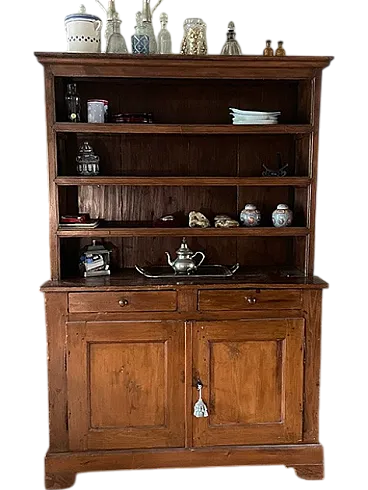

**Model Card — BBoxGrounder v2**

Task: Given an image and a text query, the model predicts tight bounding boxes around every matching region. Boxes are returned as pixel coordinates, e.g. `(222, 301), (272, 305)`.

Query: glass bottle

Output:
(221, 21), (242, 55)
(106, 17), (128, 53)
(65, 83), (81, 123)
(135, 10), (157, 53)
(157, 13), (172, 54)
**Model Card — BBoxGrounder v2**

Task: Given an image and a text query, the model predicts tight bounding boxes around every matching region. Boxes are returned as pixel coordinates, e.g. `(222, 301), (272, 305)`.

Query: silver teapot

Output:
(165, 238), (205, 275)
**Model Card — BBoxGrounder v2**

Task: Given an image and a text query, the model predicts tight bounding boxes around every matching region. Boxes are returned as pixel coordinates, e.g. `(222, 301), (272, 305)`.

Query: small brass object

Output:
(262, 38), (275, 56)
(275, 39), (287, 56)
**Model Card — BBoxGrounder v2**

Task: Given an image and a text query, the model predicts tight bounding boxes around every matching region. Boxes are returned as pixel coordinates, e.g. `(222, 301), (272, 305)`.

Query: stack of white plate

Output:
(230, 108), (281, 125)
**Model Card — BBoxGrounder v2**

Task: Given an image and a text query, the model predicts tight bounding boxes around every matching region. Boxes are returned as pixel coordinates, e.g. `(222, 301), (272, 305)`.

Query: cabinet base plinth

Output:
(290, 464), (324, 480)
(45, 444), (323, 484)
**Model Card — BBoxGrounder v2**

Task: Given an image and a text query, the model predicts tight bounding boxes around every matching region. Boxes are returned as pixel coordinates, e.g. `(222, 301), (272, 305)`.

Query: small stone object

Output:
(189, 211), (210, 228)
(275, 41), (286, 56)
(214, 215), (239, 228)
(272, 204), (293, 227)
(240, 204), (261, 227)
(263, 40), (274, 56)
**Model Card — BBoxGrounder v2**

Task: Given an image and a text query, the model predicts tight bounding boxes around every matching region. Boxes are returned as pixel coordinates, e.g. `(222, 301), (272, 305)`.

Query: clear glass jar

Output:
(106, 18), (128, 53)
(157, 13), (172, 54)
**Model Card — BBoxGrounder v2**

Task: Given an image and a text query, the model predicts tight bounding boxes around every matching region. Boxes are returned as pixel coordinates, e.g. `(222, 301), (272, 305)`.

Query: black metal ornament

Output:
(262, 153), (289, 177)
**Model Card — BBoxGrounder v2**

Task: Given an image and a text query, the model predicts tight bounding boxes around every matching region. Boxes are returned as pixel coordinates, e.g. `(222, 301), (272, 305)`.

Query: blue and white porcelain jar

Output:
(272, 204), (293, 227)
(65, 5), (102, 53)
(240, 204), (261, 227)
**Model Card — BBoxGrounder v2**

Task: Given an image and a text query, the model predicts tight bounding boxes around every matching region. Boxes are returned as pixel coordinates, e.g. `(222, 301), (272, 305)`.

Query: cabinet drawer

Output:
(69, 291), (177, 313)
(198, 289), (302, 311)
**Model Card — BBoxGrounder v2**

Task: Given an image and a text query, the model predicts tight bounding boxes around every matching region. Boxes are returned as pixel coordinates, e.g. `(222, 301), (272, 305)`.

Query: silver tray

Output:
(135, 264), (240, 279)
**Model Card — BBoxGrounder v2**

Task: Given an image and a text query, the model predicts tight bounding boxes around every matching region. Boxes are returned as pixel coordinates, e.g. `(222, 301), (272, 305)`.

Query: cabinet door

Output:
(67, 321), (185, 451)
(193, 319), (304, 447)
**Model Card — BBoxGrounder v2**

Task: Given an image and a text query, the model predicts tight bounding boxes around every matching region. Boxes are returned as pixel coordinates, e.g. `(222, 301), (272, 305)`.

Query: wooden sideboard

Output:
(36, 53), (332, 488)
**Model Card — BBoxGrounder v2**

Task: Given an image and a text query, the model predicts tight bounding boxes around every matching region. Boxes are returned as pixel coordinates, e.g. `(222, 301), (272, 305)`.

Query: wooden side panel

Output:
(45, 293), (69, 451)
(44, 66), (60, 279)
(303, 290), (322, 442)
(307, 74), (322, 274)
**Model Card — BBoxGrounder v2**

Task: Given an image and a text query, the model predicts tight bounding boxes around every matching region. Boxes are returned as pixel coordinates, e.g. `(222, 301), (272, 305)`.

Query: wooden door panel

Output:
(67, 321), (185, 451)
(193, 319), (304, 447)
(89, 342), (166, 428)
(210, 340), (282, 425)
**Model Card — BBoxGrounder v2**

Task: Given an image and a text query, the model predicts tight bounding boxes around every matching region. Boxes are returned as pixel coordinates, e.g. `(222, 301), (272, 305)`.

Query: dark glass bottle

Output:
(65, 84), (81, 122)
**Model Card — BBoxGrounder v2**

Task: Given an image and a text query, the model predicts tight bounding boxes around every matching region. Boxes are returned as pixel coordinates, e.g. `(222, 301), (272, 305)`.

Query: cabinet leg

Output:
(291, 464), (324, 480)
(45, 472), (76, 489)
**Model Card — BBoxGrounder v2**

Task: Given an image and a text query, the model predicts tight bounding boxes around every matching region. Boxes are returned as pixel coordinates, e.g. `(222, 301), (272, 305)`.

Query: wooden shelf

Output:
(57, 227), (310, 238)
(40, 267), (329, 292)
(54, 123), (313, 135)
(55, 177), (312, 187)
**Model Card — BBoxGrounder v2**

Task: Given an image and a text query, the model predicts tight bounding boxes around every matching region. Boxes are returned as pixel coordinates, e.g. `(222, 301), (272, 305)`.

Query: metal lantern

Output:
(76, 142), (100, 176)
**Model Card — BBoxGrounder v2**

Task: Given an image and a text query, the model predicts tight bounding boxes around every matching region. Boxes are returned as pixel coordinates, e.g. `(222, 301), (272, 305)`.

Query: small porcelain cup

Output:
(88, 101), (105, 123)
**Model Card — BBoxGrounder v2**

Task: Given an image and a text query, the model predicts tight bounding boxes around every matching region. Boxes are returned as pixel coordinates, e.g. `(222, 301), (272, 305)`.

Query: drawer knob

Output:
(118, 299), (129, 307)
(246, 296), (257, 304)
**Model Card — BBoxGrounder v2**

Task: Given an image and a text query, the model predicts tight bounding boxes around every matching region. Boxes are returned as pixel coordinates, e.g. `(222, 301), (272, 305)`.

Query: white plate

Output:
(230, 108), (281, 116)
(232, 116), (279, 122)
(232, 121), (278, 125)
(59, 220), (100, 229)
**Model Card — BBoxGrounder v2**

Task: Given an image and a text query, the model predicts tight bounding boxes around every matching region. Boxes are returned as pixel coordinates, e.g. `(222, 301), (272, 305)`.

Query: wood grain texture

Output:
(307, 75), (322, 275)
(57, 227), (310, 238)
(184, 321), (193, 448)
(66, 321), (88, 451)
(67, 310), (303, 323)
(302, 290), (322, 442)
(54, 123), (313, 135)
(55, 177), (312, 186)
(192, 319), (304, 447)
(35, 53), (333, 80)
(39, 53), (331, 483)
(89, 342), (166, 428)
(45, 443), (324, 473)
(292, 464), (324, 480)
(209, 340), (282, 424)
(68, 290), (177, 313)
(41, 269), (329, 292)
(45, 472), (76, 489)
(45, 293), (69, 452)
(44, 67), (60, 280)
(198, 289), (302, 311)
(67, 321), (185, 450)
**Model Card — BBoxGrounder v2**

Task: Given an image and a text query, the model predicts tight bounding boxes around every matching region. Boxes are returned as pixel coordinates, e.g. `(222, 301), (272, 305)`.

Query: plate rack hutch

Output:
(36, 53), (332, 489)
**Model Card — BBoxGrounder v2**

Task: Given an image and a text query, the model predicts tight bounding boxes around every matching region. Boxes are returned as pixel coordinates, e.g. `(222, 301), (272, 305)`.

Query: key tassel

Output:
(193, 382), (208, 418)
